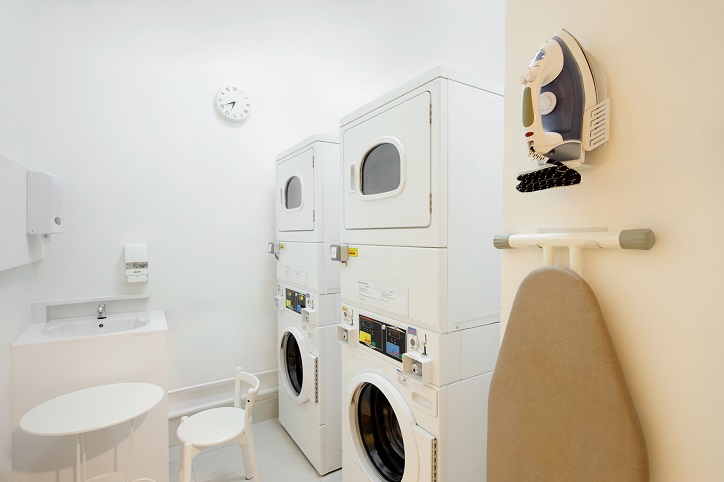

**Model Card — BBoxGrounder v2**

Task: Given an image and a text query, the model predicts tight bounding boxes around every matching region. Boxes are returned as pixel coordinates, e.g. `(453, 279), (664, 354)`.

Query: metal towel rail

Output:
(493, 228), (655, 275)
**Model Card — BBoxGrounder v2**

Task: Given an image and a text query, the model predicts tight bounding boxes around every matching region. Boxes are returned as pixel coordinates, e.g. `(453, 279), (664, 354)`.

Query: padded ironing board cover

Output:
(487, 267), (649, 481)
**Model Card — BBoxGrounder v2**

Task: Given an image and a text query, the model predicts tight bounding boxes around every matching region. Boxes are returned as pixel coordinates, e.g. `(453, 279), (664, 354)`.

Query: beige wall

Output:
(503, 1), (724, 480)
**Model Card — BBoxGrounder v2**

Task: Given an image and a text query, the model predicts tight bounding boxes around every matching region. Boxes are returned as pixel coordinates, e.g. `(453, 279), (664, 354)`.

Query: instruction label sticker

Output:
(348, 248), (358, 257)
(280, 243), (285, 250)
(359, 331), (371, 345)
(356, 280), (409, 316)
(284, 265), (307, 285)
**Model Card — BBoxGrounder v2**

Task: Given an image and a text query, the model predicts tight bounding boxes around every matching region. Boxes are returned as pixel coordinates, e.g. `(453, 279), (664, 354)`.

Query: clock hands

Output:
(223, 101), (236, 110)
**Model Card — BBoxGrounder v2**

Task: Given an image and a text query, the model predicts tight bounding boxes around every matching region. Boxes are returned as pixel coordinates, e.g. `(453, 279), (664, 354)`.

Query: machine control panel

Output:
(358, 314), (406, 362)
(285, 288), (308, 314)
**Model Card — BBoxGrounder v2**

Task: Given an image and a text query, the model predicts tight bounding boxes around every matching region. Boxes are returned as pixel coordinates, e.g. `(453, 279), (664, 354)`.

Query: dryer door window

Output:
(285, 176), (302, 209)
(361, 143), (401, 195)
(282, 332), (304, 396)
(357, 383), (405, 482)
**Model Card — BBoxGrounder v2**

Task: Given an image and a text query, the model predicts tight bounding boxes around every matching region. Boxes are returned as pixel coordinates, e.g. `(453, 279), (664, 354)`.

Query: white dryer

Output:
(337, 304), (499, 482)
(275, 281), (342, 475)
(339, 66), (503, 248)
(273, 135), (340, 294)
(335, 67), (503, 333)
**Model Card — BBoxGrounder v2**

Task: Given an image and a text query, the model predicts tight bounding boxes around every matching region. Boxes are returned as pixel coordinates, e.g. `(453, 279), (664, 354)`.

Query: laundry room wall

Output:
(0, 0), (34, 479)
(503, 1), (723, 480)
(24, 0), (504, 403)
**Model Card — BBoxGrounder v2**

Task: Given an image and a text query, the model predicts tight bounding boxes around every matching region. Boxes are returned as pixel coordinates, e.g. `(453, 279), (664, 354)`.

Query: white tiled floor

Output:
(169, 418), (342, 482)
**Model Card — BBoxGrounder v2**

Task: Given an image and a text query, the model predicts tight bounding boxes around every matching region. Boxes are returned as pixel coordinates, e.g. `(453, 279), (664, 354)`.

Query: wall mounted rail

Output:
(493, 228), (655, 275)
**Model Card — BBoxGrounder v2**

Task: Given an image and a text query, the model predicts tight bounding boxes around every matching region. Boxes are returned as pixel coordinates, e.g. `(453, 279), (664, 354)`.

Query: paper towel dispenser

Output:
(27, 168), (63, 235)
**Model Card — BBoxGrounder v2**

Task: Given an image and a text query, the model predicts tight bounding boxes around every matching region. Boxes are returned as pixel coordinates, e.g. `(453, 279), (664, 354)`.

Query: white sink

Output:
(41, 313), (151, 338)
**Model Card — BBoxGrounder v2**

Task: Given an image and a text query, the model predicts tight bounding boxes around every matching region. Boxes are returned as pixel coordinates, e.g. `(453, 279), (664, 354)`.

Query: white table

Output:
(20, 383), (164, 482)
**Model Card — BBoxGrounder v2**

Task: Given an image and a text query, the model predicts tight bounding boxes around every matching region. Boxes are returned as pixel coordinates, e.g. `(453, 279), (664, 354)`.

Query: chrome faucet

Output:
(97, 303), (107, 319)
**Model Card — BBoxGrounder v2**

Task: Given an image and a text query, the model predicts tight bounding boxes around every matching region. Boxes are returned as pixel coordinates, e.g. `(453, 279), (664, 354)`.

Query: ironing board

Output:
(487, 266), (648, 481)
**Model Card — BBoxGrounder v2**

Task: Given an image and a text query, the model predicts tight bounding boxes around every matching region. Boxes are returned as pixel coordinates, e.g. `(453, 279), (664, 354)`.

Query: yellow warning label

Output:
(286, 300), (292, 308)
(280, 243), (285, 250)
(348, 248), (358, 257)
(359, 331), (371, 345)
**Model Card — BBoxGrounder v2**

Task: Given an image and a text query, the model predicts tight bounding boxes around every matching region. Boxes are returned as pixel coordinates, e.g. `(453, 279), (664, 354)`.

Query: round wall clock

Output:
(215, 86), (251, 121)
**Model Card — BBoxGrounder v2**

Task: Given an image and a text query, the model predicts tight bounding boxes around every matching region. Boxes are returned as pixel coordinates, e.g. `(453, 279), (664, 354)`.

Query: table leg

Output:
(130, 418), (135, 481)
(74, 433), (87, 482)
(75, 434), (80, 482)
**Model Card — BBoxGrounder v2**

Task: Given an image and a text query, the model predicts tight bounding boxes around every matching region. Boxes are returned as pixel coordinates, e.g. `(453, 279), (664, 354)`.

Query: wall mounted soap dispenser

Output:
(26, 168), (63, 235)
(125, 243), (149, 282)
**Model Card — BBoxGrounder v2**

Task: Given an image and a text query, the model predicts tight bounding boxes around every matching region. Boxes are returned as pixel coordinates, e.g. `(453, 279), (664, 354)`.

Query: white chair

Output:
(177, 368), (262, 482)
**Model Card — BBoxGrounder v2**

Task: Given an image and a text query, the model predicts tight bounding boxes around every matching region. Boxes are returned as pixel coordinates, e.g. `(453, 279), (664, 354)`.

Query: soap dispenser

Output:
(124, 243), (149, 282)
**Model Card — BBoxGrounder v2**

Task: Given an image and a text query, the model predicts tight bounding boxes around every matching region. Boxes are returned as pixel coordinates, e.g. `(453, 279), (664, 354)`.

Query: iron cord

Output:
(516, 157), (581, 192)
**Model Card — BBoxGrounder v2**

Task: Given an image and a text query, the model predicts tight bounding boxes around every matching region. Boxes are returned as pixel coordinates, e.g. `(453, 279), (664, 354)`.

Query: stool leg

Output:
(244, 437), (260, 482)
(239, 442), (252, 480)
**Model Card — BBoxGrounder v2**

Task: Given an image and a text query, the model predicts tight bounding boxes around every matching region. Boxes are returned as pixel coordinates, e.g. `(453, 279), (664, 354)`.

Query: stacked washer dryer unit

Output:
(332, 67), (504, 482)
(271, 135), (342, 475)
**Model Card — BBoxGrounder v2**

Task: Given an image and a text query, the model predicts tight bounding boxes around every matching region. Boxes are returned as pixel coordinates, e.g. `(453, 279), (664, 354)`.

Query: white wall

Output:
(0, 0), (34, 479)
(503, 1), (724, 480)
(26, 0), (505, 392)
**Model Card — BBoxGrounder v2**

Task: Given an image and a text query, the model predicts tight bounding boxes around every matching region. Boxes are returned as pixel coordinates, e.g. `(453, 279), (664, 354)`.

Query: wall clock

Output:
(215, 86), (251, 121)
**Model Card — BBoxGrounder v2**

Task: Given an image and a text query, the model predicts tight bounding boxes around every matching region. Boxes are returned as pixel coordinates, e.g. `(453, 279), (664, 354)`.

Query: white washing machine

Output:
(275, 281), (342, 474)
(334, 67), (503, 333)
(273, 134), (340, 294)
(337, 304), (499, 482)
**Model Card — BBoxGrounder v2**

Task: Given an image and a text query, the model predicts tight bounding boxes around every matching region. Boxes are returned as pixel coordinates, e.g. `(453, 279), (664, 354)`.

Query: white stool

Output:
(177, 368), (261, 482)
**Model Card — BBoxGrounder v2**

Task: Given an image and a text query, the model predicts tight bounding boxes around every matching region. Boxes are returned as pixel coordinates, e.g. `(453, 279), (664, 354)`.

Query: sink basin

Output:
(41, 313), (150, 338)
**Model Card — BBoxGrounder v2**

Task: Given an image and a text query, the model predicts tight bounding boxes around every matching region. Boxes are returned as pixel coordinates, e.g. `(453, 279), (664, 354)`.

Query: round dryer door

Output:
(279, 327), (315, 403)
(347, 372), (435, 482)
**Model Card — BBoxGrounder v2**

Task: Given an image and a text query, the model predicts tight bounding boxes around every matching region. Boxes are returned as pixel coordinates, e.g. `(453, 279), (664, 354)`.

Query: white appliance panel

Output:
(340, 242), (499, 333)
(276, 241), (339, 295)
(340, 245), (445, 330)
(278, 388), (341, 475)
(339, 67), (503, 249)
(274, 135), (340, 245)
(343, 91), (432, 231)
(277, 148), (315, 233)
(341, 303), (499, 387)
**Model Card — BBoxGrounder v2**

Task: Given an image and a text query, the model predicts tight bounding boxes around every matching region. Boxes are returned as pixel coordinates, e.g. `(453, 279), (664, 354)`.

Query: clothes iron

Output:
(521, 29), (610, 171)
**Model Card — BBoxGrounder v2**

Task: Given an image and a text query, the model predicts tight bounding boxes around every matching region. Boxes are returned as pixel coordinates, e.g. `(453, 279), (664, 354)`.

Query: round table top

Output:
(19, 383), (164, 436)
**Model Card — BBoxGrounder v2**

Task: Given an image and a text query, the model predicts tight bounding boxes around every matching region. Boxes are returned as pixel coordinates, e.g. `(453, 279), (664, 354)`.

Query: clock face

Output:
(215, 86), (251, 121)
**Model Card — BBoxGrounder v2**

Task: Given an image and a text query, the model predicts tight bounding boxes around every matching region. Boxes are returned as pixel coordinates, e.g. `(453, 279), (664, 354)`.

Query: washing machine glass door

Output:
(284, 333), (304, 395)
(357, 383), (405, 482)
(277, 148), (315, 232)
(279, 327), (314, 403)
(343, 91), (431, 231)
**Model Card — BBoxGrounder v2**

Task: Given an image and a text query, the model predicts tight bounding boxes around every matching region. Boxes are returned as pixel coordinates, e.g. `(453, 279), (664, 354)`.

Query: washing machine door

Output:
(346, 372), (436, 482)
(278, 326), (317, 404)
(342, 91), (432, 231)
(277, 148), (315, 233)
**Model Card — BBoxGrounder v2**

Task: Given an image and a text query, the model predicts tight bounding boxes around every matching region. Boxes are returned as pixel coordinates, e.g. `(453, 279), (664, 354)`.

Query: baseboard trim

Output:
(167, 369), (278, 419)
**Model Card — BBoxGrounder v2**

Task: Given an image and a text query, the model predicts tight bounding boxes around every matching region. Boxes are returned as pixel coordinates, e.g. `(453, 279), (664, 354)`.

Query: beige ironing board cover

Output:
(488, 267), (649, 481)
